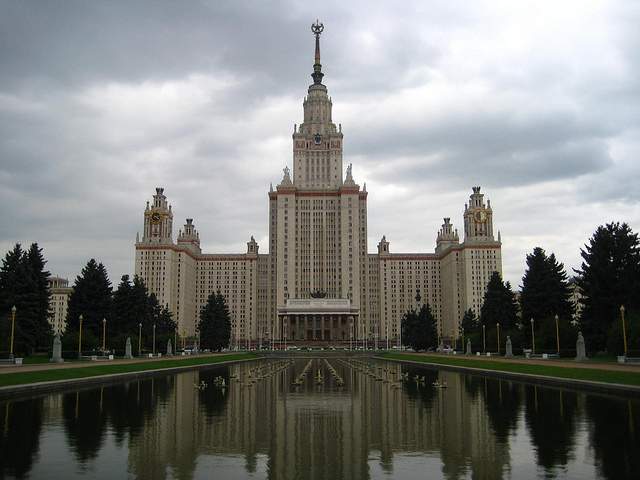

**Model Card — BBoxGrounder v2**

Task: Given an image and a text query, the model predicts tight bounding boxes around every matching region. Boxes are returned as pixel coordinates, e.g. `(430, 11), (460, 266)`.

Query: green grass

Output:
(0, 353), (256, 388)
(380, 352), (640, 387)
(22, 355), (52, 364)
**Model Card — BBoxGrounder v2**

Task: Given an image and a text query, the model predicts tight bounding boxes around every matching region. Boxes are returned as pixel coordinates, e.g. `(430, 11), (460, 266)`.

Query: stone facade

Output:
(134, 27), (502, 345)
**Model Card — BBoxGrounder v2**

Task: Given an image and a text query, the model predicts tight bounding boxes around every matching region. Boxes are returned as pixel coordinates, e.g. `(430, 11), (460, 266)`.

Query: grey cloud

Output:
(1, 0), (639, 288)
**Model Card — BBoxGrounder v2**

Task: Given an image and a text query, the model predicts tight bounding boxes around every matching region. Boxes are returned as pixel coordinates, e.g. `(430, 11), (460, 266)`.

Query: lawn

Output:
(380, 352), (640, 387)
(0, 353), (256, 388)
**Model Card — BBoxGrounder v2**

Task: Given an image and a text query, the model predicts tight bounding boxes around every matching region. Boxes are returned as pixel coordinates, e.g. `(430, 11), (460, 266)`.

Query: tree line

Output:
(0, 243), (232, 356)
(402, 221), (640, 356)
(462, 222), (640, 356)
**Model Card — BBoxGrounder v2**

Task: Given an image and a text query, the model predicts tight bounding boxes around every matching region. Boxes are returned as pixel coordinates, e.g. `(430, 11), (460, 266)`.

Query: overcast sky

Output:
(1, 0), (639, 289)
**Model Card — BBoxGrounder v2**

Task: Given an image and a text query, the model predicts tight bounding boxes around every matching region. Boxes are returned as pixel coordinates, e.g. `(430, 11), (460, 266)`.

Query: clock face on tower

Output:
(150, 212), (161, 224)
(474, 210), (487, 223)
(313, 133), (322, 144)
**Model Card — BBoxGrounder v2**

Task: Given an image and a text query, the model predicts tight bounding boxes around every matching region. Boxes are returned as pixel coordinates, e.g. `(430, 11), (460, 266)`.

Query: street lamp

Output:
(385, 324), (389, 351)
(138, 322), (142, 356)
(620, 305), (628, 357)
(283, 318), (288, 351)
(152, 323), (156, 356)
(174, 327), (177, 355)
(9, 306), (16, 359)
(530, 318), (535, 355)
(350, 317), (354, 351)
(482, 324), (486, 353)
(102, 318), (107, 352)
(496, 323), (500, 354)
(461, 327), (465, 354)
(555, 314), (560, 355)
(78, 314), (84, 359)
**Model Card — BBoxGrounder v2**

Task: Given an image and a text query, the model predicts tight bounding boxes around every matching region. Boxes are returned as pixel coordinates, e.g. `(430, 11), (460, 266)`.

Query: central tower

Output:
(292, 21), (344, 189)
(269, 22), (367, 342)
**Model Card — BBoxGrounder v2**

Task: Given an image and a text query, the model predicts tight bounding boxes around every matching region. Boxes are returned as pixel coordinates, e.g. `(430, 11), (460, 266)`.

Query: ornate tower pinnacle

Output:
(311, 20), (324, 85)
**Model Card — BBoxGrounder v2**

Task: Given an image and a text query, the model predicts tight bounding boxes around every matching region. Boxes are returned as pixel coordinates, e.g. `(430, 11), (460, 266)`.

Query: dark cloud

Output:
(0, 0), (639, 287)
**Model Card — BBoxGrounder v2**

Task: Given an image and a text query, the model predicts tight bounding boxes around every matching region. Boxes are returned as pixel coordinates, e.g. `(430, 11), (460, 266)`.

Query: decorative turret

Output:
(246, 235), (259, 256)
(436, 217), (460, 252)
(377, 235), (390, 255)
(141, 187), (174, 244)
(463, 186), (495, 242)
(177, 218), (201, 254)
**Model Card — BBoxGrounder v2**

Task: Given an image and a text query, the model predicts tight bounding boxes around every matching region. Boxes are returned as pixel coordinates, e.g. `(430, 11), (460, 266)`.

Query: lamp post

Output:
(174, 327), (177, 354)
(461, 327), (465, 354)
(621, 305), (628, 357)
(78, 314), (83, 359)
(102, 318), (107, 352)
(386, 324), (389, 351)
(283, 318), (287, 351)
(496, 323), (500, 354)
(138, 322), (142, 356)
(9, 306), (16, 359)
(555, 314), (560, 355)
(482, 324), (486, 354)
(530, 318), (535, 355)
(182, 329), (186, 351)
(350, 317), (353, 351)
(152, 323), (156, 356)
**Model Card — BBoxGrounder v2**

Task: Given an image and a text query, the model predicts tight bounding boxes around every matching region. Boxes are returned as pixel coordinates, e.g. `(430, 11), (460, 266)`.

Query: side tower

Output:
(135, 188), (198, 337)
(460, 186), (502, 318)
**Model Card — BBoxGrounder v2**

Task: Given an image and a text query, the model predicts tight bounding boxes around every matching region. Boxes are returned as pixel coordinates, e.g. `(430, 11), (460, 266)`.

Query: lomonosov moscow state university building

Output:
(135, 26), (502, 345)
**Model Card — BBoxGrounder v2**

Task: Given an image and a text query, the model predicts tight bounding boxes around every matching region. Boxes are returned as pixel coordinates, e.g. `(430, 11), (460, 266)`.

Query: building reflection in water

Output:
(0, 358), (639, 479)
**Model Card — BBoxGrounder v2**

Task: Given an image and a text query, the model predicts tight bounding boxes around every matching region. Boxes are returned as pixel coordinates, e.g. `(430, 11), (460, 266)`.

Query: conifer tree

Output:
(480, 271), (518, 331)
(521, 247), (573, 324)
(66, 259), (112, 349)
(0, 243), (53, 354)
(24, 243), (53, 351)
(401, 304), (438, 351)
(460, 308), (480, 349)
(112, 275), (133, 337)
(198, 292), (231, 351)
(576, 222), (640, 353)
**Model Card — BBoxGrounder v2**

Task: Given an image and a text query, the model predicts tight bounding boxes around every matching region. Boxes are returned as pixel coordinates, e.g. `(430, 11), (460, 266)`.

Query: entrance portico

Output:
(278, 298), (359, 343)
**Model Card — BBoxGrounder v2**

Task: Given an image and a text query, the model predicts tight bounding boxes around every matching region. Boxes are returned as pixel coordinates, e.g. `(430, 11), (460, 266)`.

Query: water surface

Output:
(0, 357), (638, 479)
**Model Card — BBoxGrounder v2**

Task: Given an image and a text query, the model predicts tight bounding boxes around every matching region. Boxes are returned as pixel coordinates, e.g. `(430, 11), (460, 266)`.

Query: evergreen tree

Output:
(520, 248), (574, 351)
(521, 247), (573, 323)
(575, 222), (640, 353)
(0, 243), (53, 355)
(66, 259), (112, 350)
(461, 309), (479, 335)
(460, 308), (480, 350)
(401, 304), (438, 351)
(198, 292), (231, 351)
(480, 272), (518, 330)
(112, 275), (133, 337)
(480, 271), (518, 352)
(0, 244), (30, 354)
(24, 243), (53, 351)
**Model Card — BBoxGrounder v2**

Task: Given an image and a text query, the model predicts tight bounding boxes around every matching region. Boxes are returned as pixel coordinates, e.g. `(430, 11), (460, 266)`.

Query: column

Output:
(305, 315), (308, 340)
(321, 316), (325, 340)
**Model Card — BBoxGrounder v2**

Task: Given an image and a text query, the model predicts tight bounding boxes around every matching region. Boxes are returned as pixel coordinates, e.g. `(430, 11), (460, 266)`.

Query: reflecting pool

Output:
(1, 357), (639, 479)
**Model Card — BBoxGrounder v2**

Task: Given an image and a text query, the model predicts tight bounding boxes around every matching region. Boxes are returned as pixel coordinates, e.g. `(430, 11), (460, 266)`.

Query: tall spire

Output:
(311, 20), (324, 85)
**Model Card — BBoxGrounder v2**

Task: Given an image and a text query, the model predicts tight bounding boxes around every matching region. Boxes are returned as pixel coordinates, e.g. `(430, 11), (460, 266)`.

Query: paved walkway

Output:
(0, 353), (230, 375)
(403, 352), (640, 372)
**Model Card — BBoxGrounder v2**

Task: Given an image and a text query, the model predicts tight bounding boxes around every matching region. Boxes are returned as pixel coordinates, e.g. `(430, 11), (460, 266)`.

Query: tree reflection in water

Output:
(0, 397), (44, 479)
(586, 395), (640, 479)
